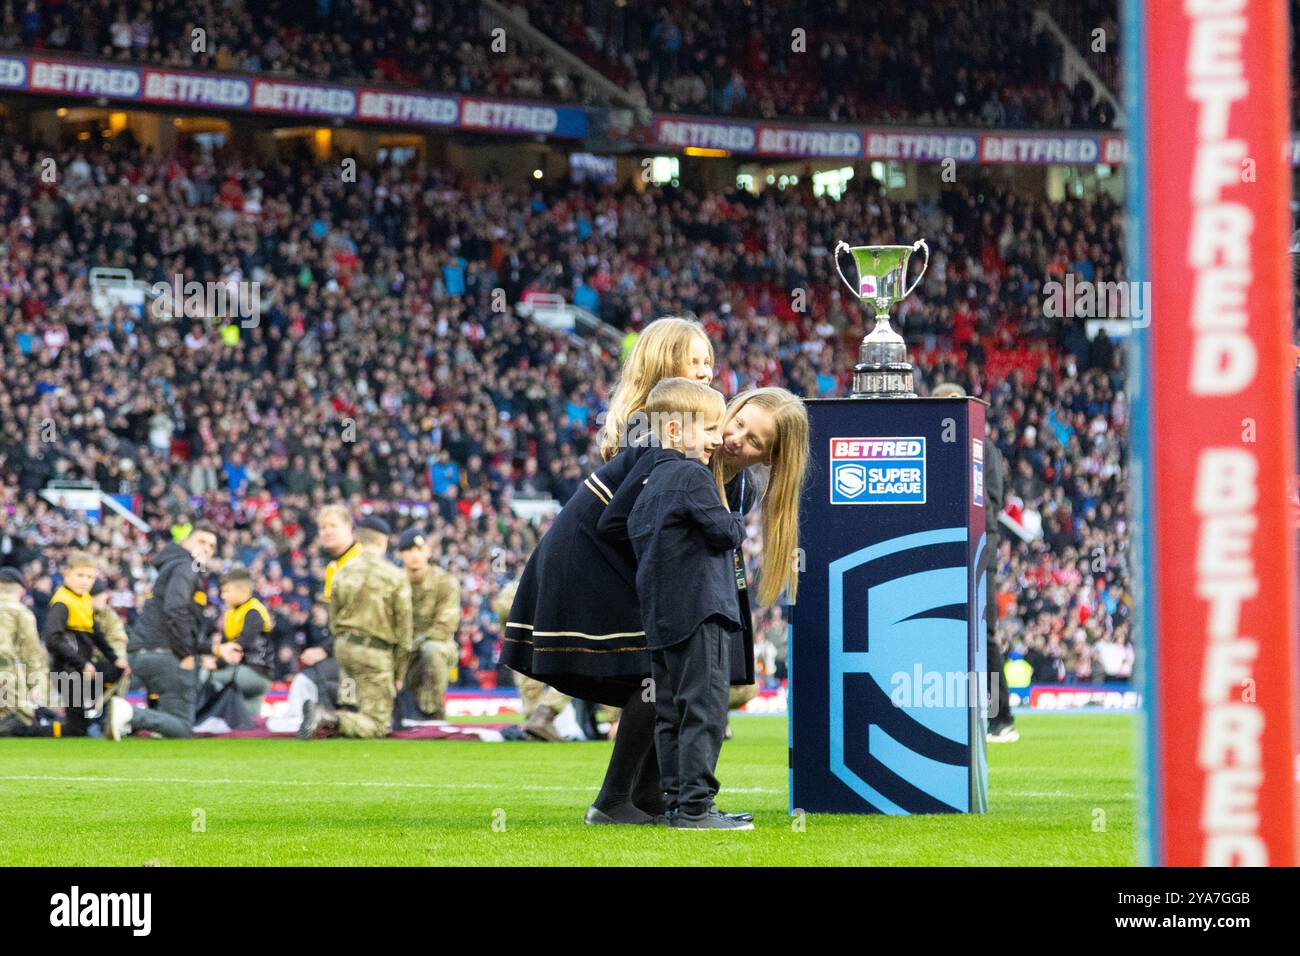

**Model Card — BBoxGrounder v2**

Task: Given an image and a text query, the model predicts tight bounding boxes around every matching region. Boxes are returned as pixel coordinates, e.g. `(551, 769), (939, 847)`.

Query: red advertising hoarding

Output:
(1133, 0), (1299, 866)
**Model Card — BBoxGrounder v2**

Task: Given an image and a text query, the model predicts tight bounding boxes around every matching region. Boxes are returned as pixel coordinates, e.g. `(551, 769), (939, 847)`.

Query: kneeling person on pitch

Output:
(0, 568), (57, 737)
(614, 378), (751, 830)
(210, 566), (274, 716)
(300, 517), (412, 739)
(108, 525), (218, 740)
(395, 528), (461, 722)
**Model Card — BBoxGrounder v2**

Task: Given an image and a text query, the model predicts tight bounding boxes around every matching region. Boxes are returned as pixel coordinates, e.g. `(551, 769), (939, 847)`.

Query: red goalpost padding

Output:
(1126, 0), (1300, 865)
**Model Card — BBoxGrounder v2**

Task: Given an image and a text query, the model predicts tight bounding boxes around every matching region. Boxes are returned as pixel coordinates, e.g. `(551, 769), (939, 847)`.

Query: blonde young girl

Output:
(597, 317), (713, 462)
(500, 316), (719, 825)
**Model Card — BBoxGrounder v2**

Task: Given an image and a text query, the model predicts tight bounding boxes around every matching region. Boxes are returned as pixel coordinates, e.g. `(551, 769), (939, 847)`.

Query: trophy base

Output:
(851, 363), (917, 399)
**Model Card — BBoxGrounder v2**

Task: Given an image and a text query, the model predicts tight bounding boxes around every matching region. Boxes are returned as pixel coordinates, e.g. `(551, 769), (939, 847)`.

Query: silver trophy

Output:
(834, 240), (929, 398)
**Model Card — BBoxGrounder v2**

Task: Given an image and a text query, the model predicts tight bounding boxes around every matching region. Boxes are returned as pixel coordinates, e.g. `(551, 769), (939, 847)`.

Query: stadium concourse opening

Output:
(9, 103), (443, 169)
(2, 97), (1133, 200)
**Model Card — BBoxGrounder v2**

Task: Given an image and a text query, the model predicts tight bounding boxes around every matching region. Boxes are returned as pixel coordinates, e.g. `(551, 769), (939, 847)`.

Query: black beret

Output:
(91, 579), (109, 596)
(356, 515), (392, 536)
(396, 528), (428, 552)
(0, 567), (24, 586)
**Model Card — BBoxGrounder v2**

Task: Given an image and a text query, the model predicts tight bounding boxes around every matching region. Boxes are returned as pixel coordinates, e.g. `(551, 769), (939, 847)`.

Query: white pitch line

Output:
(0, 774), (782, 795)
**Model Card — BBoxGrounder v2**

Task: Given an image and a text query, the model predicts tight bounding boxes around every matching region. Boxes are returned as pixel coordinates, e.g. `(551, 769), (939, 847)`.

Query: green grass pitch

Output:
(0, 713), (1137, 866)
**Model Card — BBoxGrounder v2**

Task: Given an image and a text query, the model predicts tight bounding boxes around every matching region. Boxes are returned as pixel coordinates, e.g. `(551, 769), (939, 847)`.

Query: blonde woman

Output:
(711, 387), (810, 734)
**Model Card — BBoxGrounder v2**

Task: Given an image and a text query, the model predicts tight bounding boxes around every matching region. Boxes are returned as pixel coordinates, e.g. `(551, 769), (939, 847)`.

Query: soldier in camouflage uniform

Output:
(0, 568), (51, 736)
(493, 578), (570, 741)
(300, 516), (412, 740)
(395, 529), (461, 720)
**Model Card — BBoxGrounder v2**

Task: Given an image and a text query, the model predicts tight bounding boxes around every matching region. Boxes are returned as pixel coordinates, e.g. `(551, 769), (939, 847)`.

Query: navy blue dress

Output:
(502, 448), (756, 707)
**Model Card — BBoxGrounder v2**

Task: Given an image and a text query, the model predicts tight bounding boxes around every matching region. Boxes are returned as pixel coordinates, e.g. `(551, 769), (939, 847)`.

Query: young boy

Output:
(615, 378), (751, 830)
(212, 566), (274, 716)
(42, 552), (127, 736)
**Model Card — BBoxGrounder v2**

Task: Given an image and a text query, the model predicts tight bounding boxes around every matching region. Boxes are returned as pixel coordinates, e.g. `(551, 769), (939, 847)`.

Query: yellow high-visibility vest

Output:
(323, 542), (360, 601)
(223, 598), (272, 640)
(49, 586), (94, 632)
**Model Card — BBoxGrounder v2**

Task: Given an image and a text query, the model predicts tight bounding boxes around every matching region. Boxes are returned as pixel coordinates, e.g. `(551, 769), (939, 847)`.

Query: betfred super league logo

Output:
(833, 463), (867, 498)
(830, 437), (927, 504)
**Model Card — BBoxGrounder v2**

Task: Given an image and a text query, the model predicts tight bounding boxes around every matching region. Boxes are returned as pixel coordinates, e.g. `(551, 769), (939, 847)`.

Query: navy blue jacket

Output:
(604, 449), (745, 650)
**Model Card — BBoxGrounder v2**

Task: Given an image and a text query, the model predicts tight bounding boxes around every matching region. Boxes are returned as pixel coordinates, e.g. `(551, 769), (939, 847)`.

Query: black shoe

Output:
(297, 700), (318, 740)
(584, 802), (654, 826)
(298, 700), (339, 739)
(672, 807), (754, 830)
(987, 721), (1019, 743)
(525, 704), (563, 742)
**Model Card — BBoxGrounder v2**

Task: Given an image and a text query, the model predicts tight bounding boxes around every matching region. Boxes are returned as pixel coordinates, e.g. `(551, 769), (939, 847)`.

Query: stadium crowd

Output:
(2, 0), (599, 104)
(0, 124), (1133, 726)
(1047, 0), (1300, 131)
(540, 0), (1117, 128)
(4, 0), (1122, 128)
(17, 0), (1300, 131)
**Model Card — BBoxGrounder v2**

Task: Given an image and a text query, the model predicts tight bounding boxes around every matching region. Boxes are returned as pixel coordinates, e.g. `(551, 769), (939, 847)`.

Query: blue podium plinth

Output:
(790, 397), (989, 815)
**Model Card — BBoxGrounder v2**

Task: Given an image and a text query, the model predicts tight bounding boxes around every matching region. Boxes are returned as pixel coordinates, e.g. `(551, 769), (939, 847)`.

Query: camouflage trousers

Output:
(513, 672), (570, 717)
(0, 661), (36, 723)
(336, 637), (399, 739)
(729, 683), (758, 711)
(404, 639), (458, 716)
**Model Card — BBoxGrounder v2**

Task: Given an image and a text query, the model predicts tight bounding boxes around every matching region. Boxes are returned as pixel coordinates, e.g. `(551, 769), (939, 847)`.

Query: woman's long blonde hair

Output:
(598, 317), (714, 462)
(715, 387), (810, 606)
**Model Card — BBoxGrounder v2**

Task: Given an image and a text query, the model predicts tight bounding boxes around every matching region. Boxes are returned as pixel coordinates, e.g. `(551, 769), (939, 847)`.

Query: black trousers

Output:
(987, 631), (1012, 727)
(651, 618), (734, 817)
(53, 659), (124, 737)
(984, 538), (1012, 727)
(303, 657), (340, 707)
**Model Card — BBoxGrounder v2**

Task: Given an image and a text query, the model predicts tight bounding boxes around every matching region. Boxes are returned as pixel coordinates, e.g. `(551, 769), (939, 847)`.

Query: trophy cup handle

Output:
(902, 239), (930, 299)
(833, 241), (856, 296)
